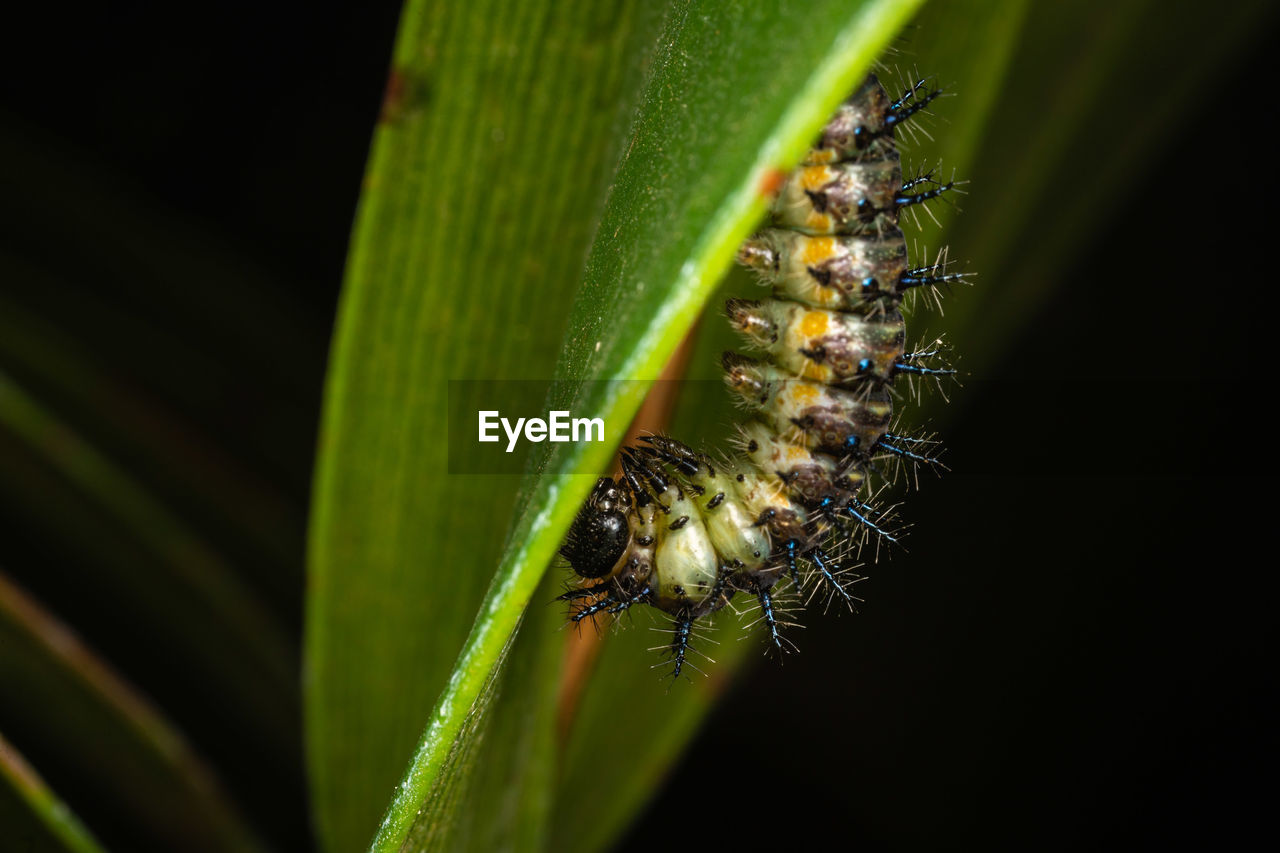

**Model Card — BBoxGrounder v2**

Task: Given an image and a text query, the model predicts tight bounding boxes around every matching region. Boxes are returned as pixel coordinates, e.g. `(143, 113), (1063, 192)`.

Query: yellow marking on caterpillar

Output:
(800, 236), (836, 266)
(799, 310), (829, 338)
(800, 363), (832, 382)
(799, 166), (833, 191)
(866, 400), (892, 418)
(788, 383), (819, 405)
(807, 212), (833, 232)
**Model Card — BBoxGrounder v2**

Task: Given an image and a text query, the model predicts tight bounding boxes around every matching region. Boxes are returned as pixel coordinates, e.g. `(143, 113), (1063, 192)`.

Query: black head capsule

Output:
(560, 477), (631, 580)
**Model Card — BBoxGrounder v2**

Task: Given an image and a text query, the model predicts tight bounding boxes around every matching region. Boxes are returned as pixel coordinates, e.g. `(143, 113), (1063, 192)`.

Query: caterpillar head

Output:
(560, 477), (632, 580)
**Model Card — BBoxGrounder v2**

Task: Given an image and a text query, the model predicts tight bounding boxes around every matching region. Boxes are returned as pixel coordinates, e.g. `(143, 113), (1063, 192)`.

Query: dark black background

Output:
(3, 2), (1275, 851)
(2, 3), (403, 850)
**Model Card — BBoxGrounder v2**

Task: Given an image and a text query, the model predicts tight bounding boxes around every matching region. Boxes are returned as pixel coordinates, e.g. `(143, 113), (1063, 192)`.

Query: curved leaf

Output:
(304, 1), (671, 850)
(0, 289), (301, 595)
(0, 572), (265, 852)
(0, 370), (295, 747)
(0, 732), (104, 853)
(0, 120), (317, 599)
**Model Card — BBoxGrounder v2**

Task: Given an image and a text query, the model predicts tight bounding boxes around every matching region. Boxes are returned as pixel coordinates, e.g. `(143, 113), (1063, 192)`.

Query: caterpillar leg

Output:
(897, 265), (971, 294)
(875, 432), (948, 472)
(846, 498), (899, 544)
(893, 360), (956, 377)
(635, 434), (703, 477)
(821, 494), (900, 546)
(619, 448), (673, 509)
(885, 77), (941, 127)
(895, 173), (957, 209)
(808, 547), (861, 611)
(654, 615), (720, 680)
(557, 583), (607, 624)
(606, 584), (651, 616)
(668, 617), (693, 679)
(570, 591), (619, 624)
(783, 539), (803, 591)
(556, 585), (598, 602)
(895, 343), (957, 378)
(700, 566), (736, 615)
(756, 586), (784, 652)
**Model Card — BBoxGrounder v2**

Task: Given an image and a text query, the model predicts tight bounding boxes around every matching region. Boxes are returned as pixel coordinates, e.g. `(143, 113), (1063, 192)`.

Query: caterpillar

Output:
(559, 72), (966, 677)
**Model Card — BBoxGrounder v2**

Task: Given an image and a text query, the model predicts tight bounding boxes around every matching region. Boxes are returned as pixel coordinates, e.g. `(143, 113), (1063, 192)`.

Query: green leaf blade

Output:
(304, 2), (669, 850)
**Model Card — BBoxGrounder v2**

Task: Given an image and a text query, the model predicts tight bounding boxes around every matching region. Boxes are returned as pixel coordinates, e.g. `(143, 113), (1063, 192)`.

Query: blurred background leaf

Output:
(0, 731), (104, 853)
(0, 571), (266, 851)
(1, 1), (1275, 852)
